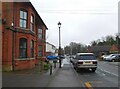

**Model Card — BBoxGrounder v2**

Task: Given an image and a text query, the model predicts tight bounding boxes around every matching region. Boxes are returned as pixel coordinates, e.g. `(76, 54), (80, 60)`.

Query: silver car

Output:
(73, 53), (97, 72)
(105, 54), (120, 62)
(104, 54), (117, 61)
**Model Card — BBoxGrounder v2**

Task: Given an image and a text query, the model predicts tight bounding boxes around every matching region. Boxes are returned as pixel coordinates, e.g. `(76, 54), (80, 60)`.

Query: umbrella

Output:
(47, 55), (58, 60)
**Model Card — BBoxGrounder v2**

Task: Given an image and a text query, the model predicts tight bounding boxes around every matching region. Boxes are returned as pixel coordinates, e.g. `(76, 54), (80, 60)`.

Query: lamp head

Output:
(58, 21), (61, 28)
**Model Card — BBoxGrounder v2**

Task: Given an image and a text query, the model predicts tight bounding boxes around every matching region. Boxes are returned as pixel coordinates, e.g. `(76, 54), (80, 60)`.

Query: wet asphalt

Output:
(47, 64), (84, 87)
(2, 58), (119, 88)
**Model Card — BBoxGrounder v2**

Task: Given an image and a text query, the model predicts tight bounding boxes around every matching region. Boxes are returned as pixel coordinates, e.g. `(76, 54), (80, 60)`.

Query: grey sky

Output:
(30, 0), (119, 48)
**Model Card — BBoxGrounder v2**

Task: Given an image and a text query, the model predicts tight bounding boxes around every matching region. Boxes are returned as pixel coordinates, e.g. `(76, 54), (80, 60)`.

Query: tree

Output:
(90, 35), (117, 46)
(116, 35), (120, 45)
(90, 41), (97, 46)
(64, 46), (71, 55)
(64, 42), (88, 55)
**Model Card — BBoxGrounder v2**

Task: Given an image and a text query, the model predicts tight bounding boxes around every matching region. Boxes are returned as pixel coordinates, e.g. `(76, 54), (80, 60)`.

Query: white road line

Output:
(98, 67), (118, 77)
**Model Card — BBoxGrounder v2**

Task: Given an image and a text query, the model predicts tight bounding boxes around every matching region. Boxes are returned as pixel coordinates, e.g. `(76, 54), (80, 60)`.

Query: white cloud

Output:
(30, 0), (119, 48)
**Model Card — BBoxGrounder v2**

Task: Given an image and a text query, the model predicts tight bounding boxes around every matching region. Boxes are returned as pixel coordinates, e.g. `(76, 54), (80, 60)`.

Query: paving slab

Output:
(47, 59), (85, 87)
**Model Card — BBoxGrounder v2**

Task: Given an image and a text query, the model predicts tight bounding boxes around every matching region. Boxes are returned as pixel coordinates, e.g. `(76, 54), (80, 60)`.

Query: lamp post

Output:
(116, 33), (120, 54)
(58, 21), (61, 68)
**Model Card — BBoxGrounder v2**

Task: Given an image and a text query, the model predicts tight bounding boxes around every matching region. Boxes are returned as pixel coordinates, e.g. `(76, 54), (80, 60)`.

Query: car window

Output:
(78, 55), (96, 60)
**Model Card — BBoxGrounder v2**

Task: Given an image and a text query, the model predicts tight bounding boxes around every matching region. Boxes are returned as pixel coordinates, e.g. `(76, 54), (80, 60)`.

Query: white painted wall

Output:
(46, 42), (57, 55)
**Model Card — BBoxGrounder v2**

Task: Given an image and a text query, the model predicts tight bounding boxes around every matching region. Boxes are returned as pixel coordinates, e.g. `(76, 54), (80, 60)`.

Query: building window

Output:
(30, 14), (34, 32)
(19, 38), (27, 58)
(38, 29), (42, 39)
(20, 10), (27, 28)
(31, 40), (34, 58)
(38, 46), (43, 57)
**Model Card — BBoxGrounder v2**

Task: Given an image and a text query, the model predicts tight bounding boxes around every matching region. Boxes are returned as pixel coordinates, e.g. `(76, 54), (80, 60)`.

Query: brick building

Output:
(2, 1), (48, 71)
(87, 44), (120, 58)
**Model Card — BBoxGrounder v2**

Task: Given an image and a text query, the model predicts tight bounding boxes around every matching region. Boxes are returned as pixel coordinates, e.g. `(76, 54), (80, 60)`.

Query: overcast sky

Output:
(30, 0), (119, 48)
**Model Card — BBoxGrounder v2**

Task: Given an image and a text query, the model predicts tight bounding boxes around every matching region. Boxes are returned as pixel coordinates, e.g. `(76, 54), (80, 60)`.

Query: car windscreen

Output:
(79, 55), (96, 60)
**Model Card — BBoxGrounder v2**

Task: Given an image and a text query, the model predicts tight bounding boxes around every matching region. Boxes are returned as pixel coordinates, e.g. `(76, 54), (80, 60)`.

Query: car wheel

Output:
(76, 67), (79, 72)
(73, 64), (76, 69)
(74, 66), (76, 69)
(92, 68), (96, 72)
(112, 60), (115, 62)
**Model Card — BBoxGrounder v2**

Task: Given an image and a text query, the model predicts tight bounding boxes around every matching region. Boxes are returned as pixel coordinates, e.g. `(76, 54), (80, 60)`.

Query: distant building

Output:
(110, 44), (120, 54)
(2, 1), (48, 71)
(46, 42), (57, 56)
(87, 45), (111, 57)
(88, 44), (120, 57)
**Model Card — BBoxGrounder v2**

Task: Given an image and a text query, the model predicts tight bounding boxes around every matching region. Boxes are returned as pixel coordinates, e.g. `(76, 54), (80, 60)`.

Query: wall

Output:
(2, 2), (47, 71)
(2, 2), (13, 71)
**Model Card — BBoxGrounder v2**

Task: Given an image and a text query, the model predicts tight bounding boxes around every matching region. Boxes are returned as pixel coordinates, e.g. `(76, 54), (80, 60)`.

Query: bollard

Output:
(59, 59), (61, 68)
(50, 64), (52, 75)
(53, 60), (57, 68)
(54, 62), (56, 68)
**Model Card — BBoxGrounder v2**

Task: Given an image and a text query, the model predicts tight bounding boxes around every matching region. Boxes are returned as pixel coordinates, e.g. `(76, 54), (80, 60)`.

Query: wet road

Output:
(2, 58), (119, 88)
(49, 58), (119, 88)
(68, 58), (119, 88)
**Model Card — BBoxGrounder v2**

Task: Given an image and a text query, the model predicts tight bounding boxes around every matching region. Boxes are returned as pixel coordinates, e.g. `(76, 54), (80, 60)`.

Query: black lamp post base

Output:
(59, 59), (62, 68)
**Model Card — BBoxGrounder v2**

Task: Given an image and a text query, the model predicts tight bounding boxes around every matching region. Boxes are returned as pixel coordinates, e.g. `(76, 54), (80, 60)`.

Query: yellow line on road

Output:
(85, 82), (93, 89)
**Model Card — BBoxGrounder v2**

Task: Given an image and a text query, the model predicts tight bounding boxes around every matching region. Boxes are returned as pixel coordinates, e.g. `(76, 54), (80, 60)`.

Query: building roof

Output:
(28, 1), (48, 30)
(88, 45), (111, 52)
(46, 42), (56, 48)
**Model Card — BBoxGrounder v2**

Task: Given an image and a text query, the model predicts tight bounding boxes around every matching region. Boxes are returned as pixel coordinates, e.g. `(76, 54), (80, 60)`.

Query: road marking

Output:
(102, 73), (106, 76)
(85, 82), (93, 89)
(98, 68), (118, 77)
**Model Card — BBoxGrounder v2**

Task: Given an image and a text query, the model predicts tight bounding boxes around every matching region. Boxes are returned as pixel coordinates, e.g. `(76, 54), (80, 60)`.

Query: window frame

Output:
(19, 38), (27, 58)
(38, 29), (42, 39)
(19, 9), (28, 28)
(30, 40), (34, 58)
(38, 45), (43, 57)
(30, 14), (34, 32)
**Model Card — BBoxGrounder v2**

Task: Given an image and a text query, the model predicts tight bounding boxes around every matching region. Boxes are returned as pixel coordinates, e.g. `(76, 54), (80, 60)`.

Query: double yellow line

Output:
(85, 82), (93, 89)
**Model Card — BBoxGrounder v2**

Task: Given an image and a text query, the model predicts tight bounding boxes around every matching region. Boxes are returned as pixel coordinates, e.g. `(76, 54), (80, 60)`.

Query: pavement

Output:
(47, 64), (84, 87)
(2, 62), (59, 87)
(46, 58), (85, 87)
(2, 58), (86, 88)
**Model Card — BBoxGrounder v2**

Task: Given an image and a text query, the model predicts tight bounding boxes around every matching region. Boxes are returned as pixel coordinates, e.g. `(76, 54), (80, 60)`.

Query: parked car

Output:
(70, 55), (76, 64)
(73, 53), (97, 72)
(104, 54), (118, 61)
(101, 55), (108, 60)
(105, 54), (120, 62)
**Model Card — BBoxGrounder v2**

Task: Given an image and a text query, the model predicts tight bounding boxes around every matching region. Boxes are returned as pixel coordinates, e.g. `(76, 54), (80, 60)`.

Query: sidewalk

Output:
(2, 62), (59, 87)
(46, 59), (85, 87)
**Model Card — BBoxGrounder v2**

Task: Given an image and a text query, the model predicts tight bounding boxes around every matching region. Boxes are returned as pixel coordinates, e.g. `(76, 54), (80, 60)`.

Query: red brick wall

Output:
(14, 59), (35, 70)
(2, 2), (13, 71)
(110, 45), (118, 51)
(2, 2), (47, 71)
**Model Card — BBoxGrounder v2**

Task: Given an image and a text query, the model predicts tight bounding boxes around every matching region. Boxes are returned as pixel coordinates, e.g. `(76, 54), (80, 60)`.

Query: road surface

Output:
(47, 58), (119, 88)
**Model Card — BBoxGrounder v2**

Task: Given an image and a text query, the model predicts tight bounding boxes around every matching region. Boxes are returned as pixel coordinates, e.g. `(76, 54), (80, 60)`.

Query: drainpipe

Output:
(12, 2), (15, 71)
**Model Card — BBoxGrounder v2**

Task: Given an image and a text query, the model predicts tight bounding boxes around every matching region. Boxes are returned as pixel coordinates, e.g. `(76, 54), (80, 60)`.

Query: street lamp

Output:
(58, 21), (62, 68)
